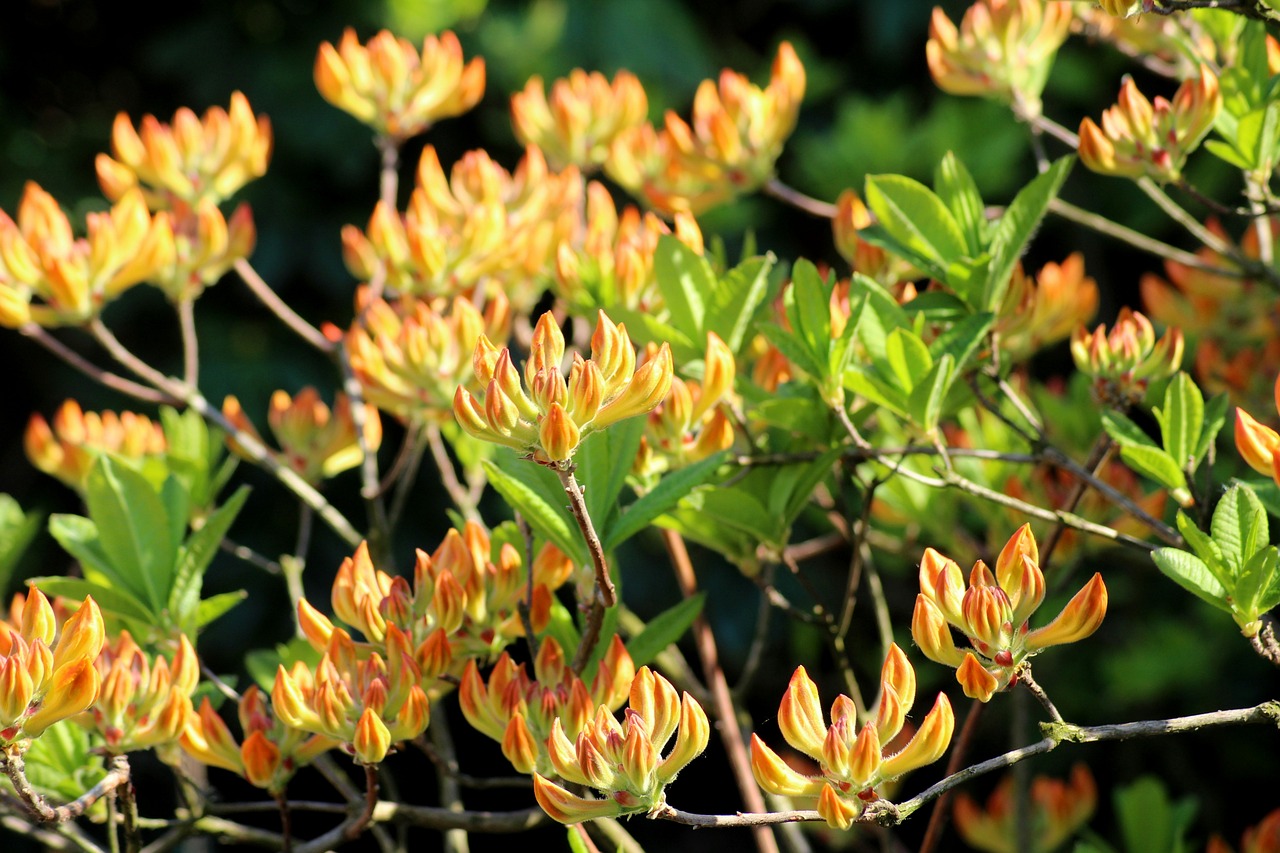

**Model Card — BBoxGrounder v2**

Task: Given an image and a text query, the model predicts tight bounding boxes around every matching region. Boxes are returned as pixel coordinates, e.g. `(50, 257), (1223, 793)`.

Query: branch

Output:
(89, 319), (363, 547)
(19, 324), (178, 405)
(555, 464), (615, 607)
(1, 751), (130, 824)
(762, 178), (838, 219)
(233, 259), (333, 353)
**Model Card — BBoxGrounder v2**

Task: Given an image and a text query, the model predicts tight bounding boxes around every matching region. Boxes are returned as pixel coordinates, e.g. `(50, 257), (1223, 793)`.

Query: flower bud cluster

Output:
(751, 646), (955, 829)
(635, 333), (737, 479)
(1070, 308), (1184, 403)
(181, 686), (336, 793)
(222, 388), (382, 485)
(911, 525), (1108, 702)
(0, 592), (104, 747)
(342, 146), (581, 311)
(0, 184), (173, 327)
(1078, 69), (1221, 182)
(459, 635), (634, 776)
(927, 0), (1073, 116)
(554, 182), (704, 313)
(454, 311), (673, 464)
(315, 29), (484, 141)
(607, 43), (805, 215)
(532, 667), (710, 823)
(345, 288), (511, 423)
(997, 254), (1099, 362)
(25, 401), (167, 493)
(85, 632), (199, 753)
(512, 70), (648, 172)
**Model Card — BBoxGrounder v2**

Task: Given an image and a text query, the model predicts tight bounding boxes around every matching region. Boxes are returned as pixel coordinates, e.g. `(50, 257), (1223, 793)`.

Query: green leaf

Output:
(759, 322), (824, 380)
(171, 486), (250, 632)
(864, 174), (968, 267)
(1114, 776), (1196, 853)
(934, 151), (987, 255)
(1175, 511), (1228, 586)
(23, 721), (106, 805)
(884, 327), (933, 391)
(848, 273), (910, 361)
(1119, 445), (1188, 493)
(48, 515), (139, 601)
(483, 457), (588, 568)
(775, 448), (844, 526)
(908, 354), (955, 434)
(195, 590), (248, 629)
(1101, 411), (1158, 450)
(602, 452), (728, 553)
(1151, 549), (1231, 612)
(575, 418), (644, 535)
(1205, 138), (1255, 170)
(626, 593), (705, 668)
(1235, 546), (1279, 622)
(0, 495), (42, 595)
(844, 368), (911, 419)
(855, 224), (949, 281)
(928, 311), (994, 371)
(85, 456), (176, 613)
(654, 235), (712, 339)
(707, 254), (774, 353)
(984, 156), (1073, 311)
(1210, 484), (1269, 579)
(900, 291), (972, 321)
(683, 488), (777, 543)
(1194, 393), (1230, 466)
(787, 259), (832, 358)
(1155, 373), (1203, 472)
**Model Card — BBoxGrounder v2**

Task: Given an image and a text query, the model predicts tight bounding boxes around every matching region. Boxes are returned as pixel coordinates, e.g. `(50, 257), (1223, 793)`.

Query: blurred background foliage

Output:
(0, 1), (1275, 850)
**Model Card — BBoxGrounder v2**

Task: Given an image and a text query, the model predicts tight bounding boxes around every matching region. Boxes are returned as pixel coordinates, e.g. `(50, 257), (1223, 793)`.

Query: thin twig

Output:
(233, 259), (333, 353)
(430, 711), (471, 853)
(89, 319), (363, 546)
(555, 464), (615, 607)
(425, 423), (480, 523)
(19, 324), (178, 404)
(1018, 666), (1065, 725)
(1040, 436), (1115, 571)
(762, 178), (839, 219)
(177, 297), (199, 387)
(344, 765), (379, 841)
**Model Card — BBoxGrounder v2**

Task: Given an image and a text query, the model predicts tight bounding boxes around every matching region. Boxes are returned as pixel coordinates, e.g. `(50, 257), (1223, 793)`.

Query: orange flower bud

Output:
(538, 402), (581, 463)
(817, 782), (861, 830)
(749, 734), (825, 797)
(778, 666), (827, 759)
(1236, 407), (1280, 481)
(24, 659), (100, 738)
(657, 692), (710, 783)
(533, 774), (623, 825)
(1024, 573), (1108, 652)
(352, 706), (392, 765)
(879, 693), (955, 779)
(502, 714), (539, 775)
(957, 653), (1000, 702)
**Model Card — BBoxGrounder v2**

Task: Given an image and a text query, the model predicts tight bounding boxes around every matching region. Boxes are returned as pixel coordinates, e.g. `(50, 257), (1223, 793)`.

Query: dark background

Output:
(0, 1), (1275, 850)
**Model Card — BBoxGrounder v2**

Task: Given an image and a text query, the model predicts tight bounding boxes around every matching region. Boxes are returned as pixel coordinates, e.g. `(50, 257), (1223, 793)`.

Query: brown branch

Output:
(1249, 615), (1280, 666)
(233, 259), (333, 353)
(1018, 666), (1065, 725)
(556, 464), (615, 607)
(762, 178), (838, 219)
(19, 324), (178, 405)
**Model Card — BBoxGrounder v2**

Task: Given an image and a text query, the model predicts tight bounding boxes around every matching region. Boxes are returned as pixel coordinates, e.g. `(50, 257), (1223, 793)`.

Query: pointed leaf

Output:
(928, 311), (994, 371)
(27, 576), (154, 623)
(984, 156), (1073, 310)
(654, 235), (711, 339)
(1194, 393), (1230, 466)
(84, 457), (175, 612)
(171, 486), (250, 631)
(48, 515), (141, 602)
(908, 354), (956, 434)
(602, 452), (728, 553)
(1211, 484), (1268, 579)
(865, 174), (968, 269)
(707, 254), (775, 353)
(934, 151), (987, 254)
(483, 457), (589, 568)
(1156, 373), (1203, 472)
(759, 322), (824, 380)
(1151, 549), (1232, 612)
(196, 590), (248, 628)
(576, 418), (644, 534)
(1175, 511), (1229, 587)
(884, 328), (933, 392)
(787, 259), (832, 358)
(1119, 445), (1188, 493)
(1102, 411), (1158, 449)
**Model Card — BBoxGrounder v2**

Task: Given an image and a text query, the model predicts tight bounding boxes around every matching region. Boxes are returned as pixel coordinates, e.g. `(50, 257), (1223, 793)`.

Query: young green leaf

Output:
(934, 151), (987, 255)
(1151, 548), (1232, 612)
(654, 235), (712, 339)
(884, 327), (933, 392)
(908, 354), (956, 434)
(85, 456), (176, 613)
(1101, 411), (1159, 450)
(983, 156), (1073, 311)
(1119, 445), (1189, 498)
(1155, 373), (1203, 472)
(602, 451), (729, 553)
(1210, 484), (1268, 579)
(864, 174), (968, 268)
(483, 457), (588, 568)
